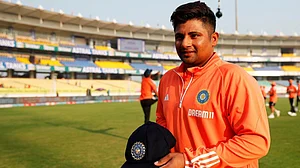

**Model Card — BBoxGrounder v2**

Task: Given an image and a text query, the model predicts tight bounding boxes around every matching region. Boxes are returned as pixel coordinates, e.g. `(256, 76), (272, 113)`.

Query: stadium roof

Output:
(0, 1), (300, 40)
(0, 1), (174, 36)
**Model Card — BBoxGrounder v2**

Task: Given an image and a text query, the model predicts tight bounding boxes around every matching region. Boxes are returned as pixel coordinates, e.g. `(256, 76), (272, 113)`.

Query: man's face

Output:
(174, 19), (218, 68)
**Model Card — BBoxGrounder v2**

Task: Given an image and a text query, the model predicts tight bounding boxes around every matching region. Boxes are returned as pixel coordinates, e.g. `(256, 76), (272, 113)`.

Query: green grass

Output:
(0, 99), (299, 168)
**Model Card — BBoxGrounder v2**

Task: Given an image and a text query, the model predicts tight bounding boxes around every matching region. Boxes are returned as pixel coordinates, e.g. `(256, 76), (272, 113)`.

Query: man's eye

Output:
(175, 36), (183, 40)
(191, 34), (199, 38)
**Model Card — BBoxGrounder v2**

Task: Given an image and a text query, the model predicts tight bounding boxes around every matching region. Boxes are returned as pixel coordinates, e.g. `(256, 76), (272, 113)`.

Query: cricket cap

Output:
(121, 121), (176, 168)
(143, 69), (152, 78)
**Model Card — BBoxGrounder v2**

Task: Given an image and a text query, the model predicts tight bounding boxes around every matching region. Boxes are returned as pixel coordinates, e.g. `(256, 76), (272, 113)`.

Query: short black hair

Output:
(170, 1), (216, 33)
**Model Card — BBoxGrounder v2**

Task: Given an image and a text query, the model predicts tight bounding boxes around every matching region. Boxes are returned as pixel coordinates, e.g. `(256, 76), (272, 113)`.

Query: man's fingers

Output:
(158, 158), (174, 168)
(154, 154), (171, 166)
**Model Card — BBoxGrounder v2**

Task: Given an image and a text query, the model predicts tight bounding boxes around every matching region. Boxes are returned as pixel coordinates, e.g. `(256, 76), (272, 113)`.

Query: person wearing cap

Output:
(287, 79), (297, 116)
(140, 69), (159, 123)
(155, 1), (270, 168)
(267, 82), (280, 119)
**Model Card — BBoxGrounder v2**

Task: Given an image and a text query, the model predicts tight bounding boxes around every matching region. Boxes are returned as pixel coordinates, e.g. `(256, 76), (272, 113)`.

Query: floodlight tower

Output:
(216, 0), (238, 32)
(235, 0), (238, 32)
(216, 0), (222, 19)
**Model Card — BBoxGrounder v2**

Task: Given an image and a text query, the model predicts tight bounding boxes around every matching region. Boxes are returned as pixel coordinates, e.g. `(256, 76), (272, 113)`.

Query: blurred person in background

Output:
(140, 69), (159, 123)
(287, 79), (297, 116)
(260, 85), (267, 105)
(295, 80), (300, 111)
(268, 82), (280, 118)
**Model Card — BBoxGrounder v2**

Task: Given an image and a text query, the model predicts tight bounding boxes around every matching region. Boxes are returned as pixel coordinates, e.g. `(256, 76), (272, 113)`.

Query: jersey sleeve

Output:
(183, 70), (270, 168)
(150, 80), (158, 95)
(156, 78), (166, 127)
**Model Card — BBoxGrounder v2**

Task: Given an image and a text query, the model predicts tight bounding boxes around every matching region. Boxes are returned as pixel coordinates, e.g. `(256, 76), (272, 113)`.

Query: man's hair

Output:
(170, 1), (216, 33)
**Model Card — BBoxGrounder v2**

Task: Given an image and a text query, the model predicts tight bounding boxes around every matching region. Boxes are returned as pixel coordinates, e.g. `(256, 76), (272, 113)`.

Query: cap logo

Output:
(131, 142), (146, 160)
(197, 90), (209, 104)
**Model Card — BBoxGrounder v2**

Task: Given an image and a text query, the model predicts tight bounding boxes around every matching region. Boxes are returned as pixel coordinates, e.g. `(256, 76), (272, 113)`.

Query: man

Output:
(260, 85), (267, 100)
(295, 80), (300, 111)
(140, 69), (158, 123)
(155, 1), (270, 168)
(260, 85), (267, 106)
(268, 82), (280, 119)
(287, 79), (297, 116)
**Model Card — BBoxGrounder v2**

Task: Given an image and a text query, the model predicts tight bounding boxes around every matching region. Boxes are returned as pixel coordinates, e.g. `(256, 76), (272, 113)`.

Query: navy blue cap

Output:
(143, 69), (152, 78)
(121, 121), (176, 168)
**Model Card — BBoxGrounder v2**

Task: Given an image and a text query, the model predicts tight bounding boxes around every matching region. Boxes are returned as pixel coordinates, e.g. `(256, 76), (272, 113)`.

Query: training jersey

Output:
(268, 86), (277, 103)
(140, 77), (157, 100)
(156, 53), (270, 168)
(298, 83), (300, 96)
(287, 85), (297, 98)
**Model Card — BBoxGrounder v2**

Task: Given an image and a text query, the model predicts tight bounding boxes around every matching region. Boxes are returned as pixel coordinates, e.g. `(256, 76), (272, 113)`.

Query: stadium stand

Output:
(253, 66), (282, 71)
(0, 57), (19, 63)
(0, 1), (299, 99)
(61, 60), (98, 67)
(130, 63), (164, 71)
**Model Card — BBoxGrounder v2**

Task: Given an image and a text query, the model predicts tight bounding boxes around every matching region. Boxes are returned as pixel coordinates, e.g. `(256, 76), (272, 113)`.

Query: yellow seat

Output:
(163, 65), (177, 70)
(243, 67), (254, 71)
(282, 66), (300, 71)
(17, 57), (31, 64)
(95, 61), (133, 70)
(40, 59), (63, 66)
(282, 53), (296, 57)
(95, 46), (114, 51)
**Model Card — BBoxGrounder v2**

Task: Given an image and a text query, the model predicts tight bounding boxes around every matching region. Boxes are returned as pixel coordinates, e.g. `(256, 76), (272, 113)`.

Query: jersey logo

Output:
(131, 142), (146, 160)
(164, 94), (169, 101)
(197, 90), (209, 104)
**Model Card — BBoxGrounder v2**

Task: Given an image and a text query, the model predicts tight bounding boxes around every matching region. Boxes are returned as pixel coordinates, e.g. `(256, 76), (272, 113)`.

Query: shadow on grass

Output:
(76, 127), (127, 140)
(45, 122), (127, 140)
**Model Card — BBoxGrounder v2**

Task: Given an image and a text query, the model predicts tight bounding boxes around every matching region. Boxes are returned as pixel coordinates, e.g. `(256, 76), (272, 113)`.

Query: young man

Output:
(260, 85), (267, 106)
(261, 85), (267, 100)
(155, 1), (270, 168)
(287, 79), (297, 116)
(268, 82), (280, 119)
(140, 69), (158, 123)
(295, 80), (300, 111)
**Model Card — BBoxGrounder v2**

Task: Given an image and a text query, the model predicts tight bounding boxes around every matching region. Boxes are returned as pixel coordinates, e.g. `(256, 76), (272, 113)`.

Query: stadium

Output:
(0, 1), (300, 168)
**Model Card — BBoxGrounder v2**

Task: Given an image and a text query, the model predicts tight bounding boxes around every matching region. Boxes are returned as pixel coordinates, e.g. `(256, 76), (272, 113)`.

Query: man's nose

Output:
(181, 37), (192, 47)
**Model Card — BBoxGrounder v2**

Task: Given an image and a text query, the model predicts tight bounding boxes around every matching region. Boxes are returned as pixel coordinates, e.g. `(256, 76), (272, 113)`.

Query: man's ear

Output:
(211, 32), (219, 47)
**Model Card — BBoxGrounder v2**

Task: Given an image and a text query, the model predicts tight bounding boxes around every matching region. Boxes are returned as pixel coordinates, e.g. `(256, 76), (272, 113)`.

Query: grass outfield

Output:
(0, 98), (300, 168)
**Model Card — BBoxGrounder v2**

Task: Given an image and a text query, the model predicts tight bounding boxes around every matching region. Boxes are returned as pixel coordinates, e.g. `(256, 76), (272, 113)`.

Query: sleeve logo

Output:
(197, 90), (209, 104)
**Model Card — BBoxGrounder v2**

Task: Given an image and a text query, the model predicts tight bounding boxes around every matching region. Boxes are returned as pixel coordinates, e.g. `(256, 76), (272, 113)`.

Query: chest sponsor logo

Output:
(188, 109), (214, 119)
(197, 90), (209, 104)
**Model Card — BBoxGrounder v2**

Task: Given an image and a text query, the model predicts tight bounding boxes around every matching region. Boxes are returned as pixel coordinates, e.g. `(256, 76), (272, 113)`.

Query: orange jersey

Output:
(140, 77), (157, 100)
(287, 85), (297, 98)
(156, 54), (270, 168)
(298, 83), (300, 96)
(268, 86), (277, 103)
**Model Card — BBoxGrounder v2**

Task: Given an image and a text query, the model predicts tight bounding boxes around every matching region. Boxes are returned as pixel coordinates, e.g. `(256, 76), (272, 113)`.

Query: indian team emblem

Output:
(197, 90), (209, 104)
(131, 142), (146, 160)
